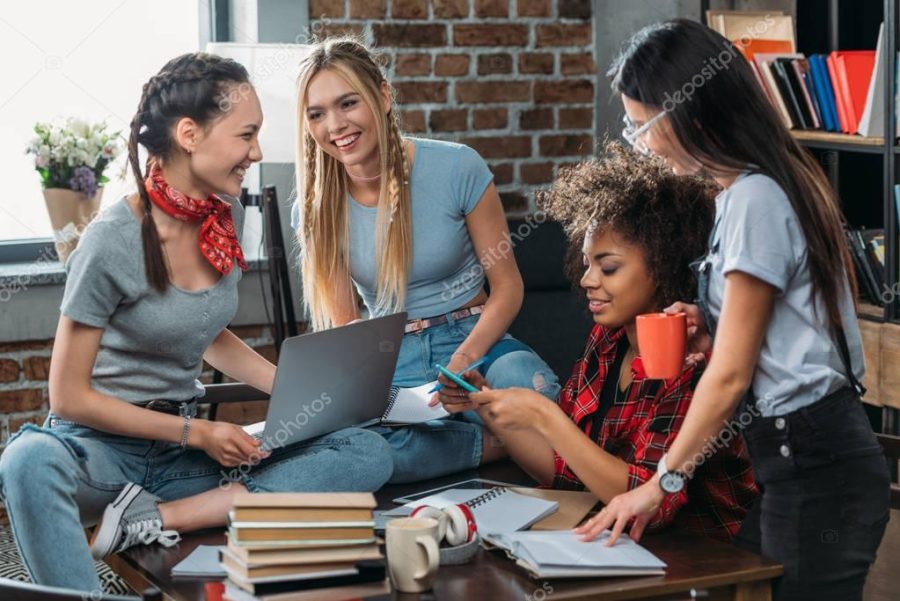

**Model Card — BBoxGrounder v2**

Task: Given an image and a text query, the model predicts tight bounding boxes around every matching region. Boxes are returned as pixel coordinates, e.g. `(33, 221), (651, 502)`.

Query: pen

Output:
(428, 357), (487, 393)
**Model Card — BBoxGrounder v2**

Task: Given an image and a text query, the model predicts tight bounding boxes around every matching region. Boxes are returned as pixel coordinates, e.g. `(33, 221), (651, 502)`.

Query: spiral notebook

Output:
(380, 381), (449, 425)
(391, 487), (559, 533)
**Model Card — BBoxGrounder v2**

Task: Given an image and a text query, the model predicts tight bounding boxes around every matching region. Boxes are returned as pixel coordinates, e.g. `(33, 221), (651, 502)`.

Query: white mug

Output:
(386, 517), (440, 593)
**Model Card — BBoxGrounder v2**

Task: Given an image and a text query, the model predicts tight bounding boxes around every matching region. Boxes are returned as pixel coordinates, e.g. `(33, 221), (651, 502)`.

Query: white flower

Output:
(35, 155), (49, 168)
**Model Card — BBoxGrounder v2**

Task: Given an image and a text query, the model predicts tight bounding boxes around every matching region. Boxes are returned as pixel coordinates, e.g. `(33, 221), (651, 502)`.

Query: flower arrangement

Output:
(25, 117), (122, 199)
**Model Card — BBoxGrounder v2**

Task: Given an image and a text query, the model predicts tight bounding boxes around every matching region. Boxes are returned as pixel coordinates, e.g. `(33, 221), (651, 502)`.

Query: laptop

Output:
(242, 312), (407, 450)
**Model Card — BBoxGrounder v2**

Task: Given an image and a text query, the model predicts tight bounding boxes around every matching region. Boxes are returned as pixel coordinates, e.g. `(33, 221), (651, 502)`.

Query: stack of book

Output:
(222, 492), (388, 601)
(846, 226), (887, 307)
(708, 11), (886, 137)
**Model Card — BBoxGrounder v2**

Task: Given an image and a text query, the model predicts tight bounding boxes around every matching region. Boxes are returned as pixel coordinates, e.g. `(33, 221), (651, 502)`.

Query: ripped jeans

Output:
(371, 312), (561, 483)
(0, 416), (392, 591)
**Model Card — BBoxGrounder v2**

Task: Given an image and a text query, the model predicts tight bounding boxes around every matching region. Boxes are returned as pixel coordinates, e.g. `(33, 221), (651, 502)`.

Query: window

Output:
(0, 1), (202, 248)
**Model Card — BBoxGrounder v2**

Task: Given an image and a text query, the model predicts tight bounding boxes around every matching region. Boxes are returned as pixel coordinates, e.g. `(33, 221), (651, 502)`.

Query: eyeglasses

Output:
(621, 111), (666, 155)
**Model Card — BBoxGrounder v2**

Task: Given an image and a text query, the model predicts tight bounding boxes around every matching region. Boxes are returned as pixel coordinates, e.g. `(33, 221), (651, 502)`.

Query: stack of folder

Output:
(222, 492), (388, 601)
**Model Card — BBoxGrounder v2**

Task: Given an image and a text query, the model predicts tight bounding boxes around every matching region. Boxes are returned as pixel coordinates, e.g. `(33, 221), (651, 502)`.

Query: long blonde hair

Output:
(295, 38), (412, 331)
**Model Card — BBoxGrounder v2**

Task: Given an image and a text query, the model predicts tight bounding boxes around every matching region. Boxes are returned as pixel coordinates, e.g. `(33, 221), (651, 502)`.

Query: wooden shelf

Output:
(791, 130), (885, 153)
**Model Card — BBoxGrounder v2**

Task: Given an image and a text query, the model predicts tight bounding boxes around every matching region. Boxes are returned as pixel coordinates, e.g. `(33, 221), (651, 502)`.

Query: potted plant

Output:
(25, 117), (122, 262)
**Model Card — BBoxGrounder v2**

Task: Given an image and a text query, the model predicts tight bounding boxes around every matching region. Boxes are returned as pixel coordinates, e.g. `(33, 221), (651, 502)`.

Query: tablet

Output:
(391, 478), (520, 505)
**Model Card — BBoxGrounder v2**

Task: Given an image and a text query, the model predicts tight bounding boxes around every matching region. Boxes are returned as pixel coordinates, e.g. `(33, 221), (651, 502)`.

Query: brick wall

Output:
(0, 325), (281, 452)
(310, 0), (597, 213)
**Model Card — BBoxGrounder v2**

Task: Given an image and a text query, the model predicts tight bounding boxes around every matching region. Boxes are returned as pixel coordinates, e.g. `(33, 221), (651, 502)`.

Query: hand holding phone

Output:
(433, 363), (480, 393)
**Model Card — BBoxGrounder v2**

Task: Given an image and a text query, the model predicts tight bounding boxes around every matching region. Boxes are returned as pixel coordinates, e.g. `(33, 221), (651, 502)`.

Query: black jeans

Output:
(738, 387), (890, 601)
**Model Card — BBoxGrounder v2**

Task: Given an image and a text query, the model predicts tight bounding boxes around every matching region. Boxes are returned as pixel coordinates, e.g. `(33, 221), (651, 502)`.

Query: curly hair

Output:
(538, 141), (717, 309)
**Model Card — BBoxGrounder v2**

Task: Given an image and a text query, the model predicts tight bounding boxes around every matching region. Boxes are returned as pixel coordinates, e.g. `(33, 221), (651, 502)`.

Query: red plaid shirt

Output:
(553, 325), (758, 542)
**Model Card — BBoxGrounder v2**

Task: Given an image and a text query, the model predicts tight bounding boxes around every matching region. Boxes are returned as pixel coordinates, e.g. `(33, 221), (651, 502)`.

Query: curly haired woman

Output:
(466, 143), (758, 543)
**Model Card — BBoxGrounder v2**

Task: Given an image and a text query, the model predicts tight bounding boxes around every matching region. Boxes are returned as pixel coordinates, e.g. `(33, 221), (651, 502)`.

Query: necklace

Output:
(347, 171), (381, 182)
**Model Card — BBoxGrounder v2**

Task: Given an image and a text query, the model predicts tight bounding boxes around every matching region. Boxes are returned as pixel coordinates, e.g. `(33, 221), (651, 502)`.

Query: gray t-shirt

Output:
(60, 196), (244, 404)
(706, 172), (865, 416)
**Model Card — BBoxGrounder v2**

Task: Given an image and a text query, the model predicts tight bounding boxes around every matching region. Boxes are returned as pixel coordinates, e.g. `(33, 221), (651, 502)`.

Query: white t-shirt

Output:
(705, 172), (865, 417)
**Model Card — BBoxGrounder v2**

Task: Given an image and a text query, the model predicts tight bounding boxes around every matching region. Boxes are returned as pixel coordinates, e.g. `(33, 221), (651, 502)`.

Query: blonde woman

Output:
(291, 37), (559, 482)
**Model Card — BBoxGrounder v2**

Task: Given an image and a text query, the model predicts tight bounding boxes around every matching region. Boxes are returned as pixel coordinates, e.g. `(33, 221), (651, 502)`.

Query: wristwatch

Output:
(657, 453), (687, 494)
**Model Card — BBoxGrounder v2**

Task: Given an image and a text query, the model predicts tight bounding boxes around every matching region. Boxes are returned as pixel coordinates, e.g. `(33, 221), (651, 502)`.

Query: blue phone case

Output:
(434, 364), (480, 393)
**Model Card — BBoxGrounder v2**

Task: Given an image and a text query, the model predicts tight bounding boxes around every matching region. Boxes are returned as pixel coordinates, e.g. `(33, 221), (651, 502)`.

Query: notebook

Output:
(483, 530), (666, 579)
(385, 487), (558, 533)
(171, 545), (226, 579)
(380, 381), (448, 425)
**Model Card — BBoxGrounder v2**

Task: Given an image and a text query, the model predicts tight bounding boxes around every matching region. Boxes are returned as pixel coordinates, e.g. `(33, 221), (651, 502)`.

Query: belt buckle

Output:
(407, 318), (426, 334)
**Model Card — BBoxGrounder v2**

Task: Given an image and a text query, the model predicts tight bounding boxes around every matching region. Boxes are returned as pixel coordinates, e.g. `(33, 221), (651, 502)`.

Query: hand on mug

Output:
(664, 302), (711, 367)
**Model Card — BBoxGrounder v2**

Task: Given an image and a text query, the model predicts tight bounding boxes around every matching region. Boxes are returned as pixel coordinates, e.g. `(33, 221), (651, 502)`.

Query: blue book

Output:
(808, 56), (833, 131)
(895, 185), (900, 231)
(811, 55), (840, 132)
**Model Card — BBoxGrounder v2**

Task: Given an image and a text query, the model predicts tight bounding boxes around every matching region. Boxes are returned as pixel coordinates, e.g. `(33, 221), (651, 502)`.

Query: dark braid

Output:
(128, 52), (250, 292)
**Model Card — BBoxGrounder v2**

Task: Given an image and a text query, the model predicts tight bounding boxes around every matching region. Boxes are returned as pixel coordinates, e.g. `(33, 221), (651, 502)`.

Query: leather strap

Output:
(404, 304), (486, 334)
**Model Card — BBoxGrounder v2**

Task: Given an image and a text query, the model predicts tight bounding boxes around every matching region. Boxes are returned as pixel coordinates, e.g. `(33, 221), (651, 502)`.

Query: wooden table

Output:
(109, 462), (782, 601)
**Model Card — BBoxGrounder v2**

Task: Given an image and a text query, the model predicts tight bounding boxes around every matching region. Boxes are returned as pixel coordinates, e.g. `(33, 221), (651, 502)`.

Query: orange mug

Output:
(636, 312), (687, 379)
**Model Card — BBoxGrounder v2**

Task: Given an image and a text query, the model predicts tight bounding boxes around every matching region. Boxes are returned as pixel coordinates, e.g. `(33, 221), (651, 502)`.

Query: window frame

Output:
(0, 0), (222, 264)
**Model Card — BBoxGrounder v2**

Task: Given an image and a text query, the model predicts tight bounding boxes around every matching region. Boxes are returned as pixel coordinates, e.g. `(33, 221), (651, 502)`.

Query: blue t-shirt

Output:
(291, 138), (494, 319)
(705, 172), (865, 416)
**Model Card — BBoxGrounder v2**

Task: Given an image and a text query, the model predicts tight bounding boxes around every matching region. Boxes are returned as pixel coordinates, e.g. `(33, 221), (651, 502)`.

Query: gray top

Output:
(60, 196), (244, 404)
(705, 172), (865, 416)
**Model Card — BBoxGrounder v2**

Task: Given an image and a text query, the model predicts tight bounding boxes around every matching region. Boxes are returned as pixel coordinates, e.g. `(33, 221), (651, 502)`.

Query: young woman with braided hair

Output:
(0, 52), (391, 591)
(291, 37), (560, 483)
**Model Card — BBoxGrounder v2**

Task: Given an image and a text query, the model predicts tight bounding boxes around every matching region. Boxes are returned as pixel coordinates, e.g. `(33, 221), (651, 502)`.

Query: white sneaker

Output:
(89, 483), (181, 559)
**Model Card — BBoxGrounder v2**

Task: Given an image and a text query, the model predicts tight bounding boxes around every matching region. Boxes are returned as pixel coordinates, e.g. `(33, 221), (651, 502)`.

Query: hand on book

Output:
(573, 478), (665, 546)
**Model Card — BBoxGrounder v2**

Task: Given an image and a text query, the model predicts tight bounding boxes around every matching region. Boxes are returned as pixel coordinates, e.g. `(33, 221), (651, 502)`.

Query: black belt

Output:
(142, 399), (197, 417)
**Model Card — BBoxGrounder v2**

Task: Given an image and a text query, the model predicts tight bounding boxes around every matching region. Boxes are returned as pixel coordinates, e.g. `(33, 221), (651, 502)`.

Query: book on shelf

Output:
(774, 58), (812, 128)
(846, 227), (886, 306)
(706, 10), (795, 60)
(714, 10), (886, 139)
(858, 24), (885, 137)
(831, 50), (877, 134)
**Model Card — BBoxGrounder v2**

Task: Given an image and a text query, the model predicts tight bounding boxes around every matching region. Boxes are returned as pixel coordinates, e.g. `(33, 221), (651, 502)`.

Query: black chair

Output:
(0, 578), (159, 600)
(506, 218), (594, 380)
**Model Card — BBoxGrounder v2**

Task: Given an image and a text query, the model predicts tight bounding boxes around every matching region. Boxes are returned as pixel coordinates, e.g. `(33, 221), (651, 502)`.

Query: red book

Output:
(830, 50), (876, 134)
(827, 53), (850, 132)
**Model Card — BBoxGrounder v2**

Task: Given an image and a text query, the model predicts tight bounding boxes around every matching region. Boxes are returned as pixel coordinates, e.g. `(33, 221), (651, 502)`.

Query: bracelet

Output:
(452, 350), (477, 363)
(180, 415), (192, 449)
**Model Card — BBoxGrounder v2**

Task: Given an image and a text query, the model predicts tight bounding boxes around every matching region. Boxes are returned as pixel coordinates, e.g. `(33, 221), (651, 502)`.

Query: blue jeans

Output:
(0, 415), (392, 591)
(371, 313), (560, 484)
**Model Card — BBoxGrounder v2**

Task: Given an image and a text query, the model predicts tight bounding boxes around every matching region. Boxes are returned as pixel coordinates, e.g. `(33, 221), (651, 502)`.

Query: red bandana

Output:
(144, 163), (247, 276)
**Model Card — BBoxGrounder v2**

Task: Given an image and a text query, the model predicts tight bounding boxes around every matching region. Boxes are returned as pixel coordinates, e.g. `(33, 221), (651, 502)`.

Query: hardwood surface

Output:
(111, 462), (782, 601)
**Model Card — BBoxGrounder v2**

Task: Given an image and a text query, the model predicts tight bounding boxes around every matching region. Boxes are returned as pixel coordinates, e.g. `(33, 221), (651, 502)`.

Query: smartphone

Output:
(434, 363), (480, 393)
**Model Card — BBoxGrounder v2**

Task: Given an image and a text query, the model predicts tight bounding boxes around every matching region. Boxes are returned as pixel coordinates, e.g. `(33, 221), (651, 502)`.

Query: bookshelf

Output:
(792, 0), (900, 422)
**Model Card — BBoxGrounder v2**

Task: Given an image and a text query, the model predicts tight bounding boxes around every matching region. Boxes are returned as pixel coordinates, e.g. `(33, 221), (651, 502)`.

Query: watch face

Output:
(660, 471), (685, 494)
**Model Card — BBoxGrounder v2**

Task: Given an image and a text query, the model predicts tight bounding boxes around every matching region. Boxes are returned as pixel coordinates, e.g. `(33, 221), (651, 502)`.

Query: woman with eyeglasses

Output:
(576, 19), (889, 601)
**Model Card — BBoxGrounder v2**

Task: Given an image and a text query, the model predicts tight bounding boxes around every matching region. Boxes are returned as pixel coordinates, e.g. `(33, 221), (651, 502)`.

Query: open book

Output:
(380, 381), (448, 425)
(483, 530), (666, 578)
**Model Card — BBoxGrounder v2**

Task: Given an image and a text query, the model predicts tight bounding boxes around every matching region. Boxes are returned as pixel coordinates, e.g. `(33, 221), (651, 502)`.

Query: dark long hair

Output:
(609, 18), (857, 332)
(128, 52), (249, 292)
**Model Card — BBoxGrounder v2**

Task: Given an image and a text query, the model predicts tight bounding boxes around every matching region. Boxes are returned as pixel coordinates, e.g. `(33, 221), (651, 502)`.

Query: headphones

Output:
(410, 504), (477, 547)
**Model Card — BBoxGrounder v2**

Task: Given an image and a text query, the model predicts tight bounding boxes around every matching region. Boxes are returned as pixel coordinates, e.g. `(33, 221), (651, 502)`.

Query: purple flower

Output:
(69, 166), (97, 198)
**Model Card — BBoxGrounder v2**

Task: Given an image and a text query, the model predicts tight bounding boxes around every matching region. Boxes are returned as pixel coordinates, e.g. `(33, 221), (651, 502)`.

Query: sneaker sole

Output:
(89, 483), (143, 559)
